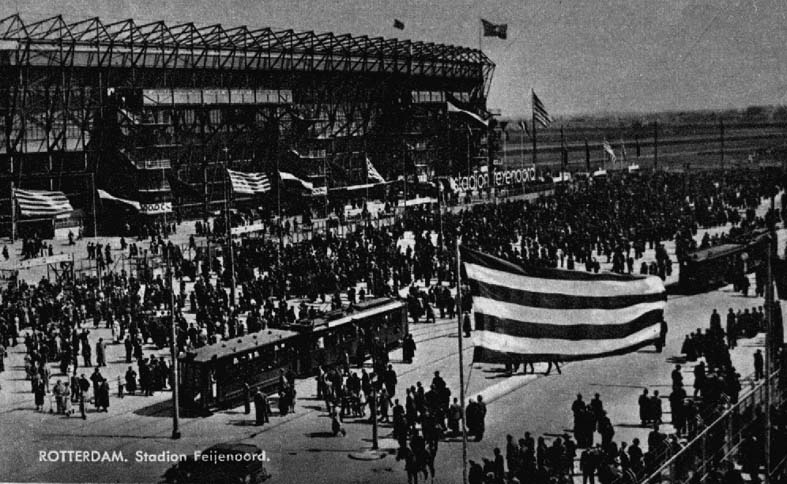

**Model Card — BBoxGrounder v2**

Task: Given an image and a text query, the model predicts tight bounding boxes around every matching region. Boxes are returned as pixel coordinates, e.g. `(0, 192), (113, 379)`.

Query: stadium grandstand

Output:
(0, 14), (495, 236)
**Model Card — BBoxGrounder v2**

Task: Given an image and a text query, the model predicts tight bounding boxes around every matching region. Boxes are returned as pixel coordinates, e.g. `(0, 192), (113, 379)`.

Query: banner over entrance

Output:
(449, 166), (537, 192)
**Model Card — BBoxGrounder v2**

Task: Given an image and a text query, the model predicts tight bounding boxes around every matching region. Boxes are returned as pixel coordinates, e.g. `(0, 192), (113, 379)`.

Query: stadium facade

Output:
(0, 14), (495, 234)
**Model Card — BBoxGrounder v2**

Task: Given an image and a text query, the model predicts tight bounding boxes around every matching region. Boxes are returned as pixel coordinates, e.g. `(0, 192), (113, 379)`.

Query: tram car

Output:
(178, 297), (407, 411)
(679, 230), (769, 291)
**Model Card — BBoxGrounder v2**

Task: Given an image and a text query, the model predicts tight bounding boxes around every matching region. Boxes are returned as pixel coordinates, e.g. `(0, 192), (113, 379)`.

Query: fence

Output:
(639, 368), (785, 484)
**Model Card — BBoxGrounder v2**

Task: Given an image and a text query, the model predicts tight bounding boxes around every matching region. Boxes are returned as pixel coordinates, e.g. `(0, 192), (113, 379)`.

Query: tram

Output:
(679, 230), (769, 290)
(178, 297), (408, 411)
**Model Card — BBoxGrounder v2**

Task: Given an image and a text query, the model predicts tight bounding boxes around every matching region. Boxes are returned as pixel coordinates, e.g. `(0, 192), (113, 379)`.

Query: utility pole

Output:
(765, 195), (775, 483)
(167, 248), (181, 439)
(203, 160), (211, 279)
(456, 238), (469, 484)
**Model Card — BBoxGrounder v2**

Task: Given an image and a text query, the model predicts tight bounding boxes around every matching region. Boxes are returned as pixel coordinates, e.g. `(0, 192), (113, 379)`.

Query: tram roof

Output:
(687, 243), (743, 263)
(189, 328), (299, 363)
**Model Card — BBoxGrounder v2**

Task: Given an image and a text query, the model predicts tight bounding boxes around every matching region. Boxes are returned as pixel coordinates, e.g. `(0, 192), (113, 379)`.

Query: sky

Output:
(2, 0), (787, 117)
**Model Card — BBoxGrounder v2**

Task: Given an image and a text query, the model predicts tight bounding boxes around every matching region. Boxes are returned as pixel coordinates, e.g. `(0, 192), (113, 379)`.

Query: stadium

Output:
(0, 14), (495, 236)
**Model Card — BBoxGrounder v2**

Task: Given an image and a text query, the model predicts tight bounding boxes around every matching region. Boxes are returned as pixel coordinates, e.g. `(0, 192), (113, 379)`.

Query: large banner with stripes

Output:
(227, 169), (271, 195)
(13, 189), (74, 218)
(461, 246), (667, 363)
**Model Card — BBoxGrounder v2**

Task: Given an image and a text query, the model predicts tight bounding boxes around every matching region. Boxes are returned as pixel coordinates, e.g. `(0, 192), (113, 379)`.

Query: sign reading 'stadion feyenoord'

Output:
(451, 166), (537, 192)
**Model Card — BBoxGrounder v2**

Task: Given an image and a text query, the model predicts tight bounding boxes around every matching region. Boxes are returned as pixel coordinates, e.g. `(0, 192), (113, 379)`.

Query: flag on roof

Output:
(446, 93), (490, 128)
(461, 246), (667, 363)
(279, 171), (314, 193)
(227, 169), (271, 195)
(532, 91), (552, 128)
(394, 19), (405, 30)
(481, 19), (507, 39)
(602, 139), (617, 164)
(13, 188), (73, 218)
(366, 157), (386, 184)
(98, 189), (141, 210)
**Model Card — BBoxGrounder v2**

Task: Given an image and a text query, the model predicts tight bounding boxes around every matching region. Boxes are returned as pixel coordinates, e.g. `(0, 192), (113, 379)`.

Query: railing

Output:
(638, 369), (784, 484)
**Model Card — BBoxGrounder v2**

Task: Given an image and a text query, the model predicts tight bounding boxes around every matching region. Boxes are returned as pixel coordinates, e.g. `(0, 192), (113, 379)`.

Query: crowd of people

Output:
(0, 167), (786, 483)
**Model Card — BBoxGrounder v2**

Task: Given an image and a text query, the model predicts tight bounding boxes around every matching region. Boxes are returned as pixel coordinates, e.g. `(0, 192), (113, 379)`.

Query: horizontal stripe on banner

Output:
(472, 324), (661, 356)
(465, 262), (664, 299)
(469, 279), (666, 310)
(472, 337), (658, 364)
(473, 297), (664, 327)
(474, 310), (662, 340)
(19, 207), (70, 213)
(462, 246), (661, 282)
(17, 200), (72, 206)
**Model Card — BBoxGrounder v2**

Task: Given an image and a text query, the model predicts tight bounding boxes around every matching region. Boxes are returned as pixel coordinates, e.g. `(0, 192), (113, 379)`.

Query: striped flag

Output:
(461, 246), (667, 363)
(532, 91), (552, 128)
(366, 157), (386, 184)
(602, 138), (617, 164)
(227, 169), (271, 195)
(13, 189), (74, 217)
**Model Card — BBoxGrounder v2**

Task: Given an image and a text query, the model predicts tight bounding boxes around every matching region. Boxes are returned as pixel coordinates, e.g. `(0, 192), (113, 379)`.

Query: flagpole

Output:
(10, 180), (15, 243)
(478, 18), (482, 53)
(90, 171), (97, 238)
(277, 157), (282, 265)
(531, 90), (537, 167)
(520, 124), (526, 196)
(455, 237), (468, 484)
(223, 149), (236, 306)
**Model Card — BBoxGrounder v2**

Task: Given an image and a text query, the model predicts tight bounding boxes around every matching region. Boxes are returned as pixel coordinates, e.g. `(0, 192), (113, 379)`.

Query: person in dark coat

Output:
(254, 389), (269, 425)
(95, 338), (106, 367)
(243, 382), (251, 415)
(96, 380), (110, 412)
(90, 368), (104, 407)
(124, 336), (133, 363)
(650, 390), (662, 424)
(462, 312), (472, 338)
(638, 388), (650, 426)
(474, 395), (486, 441)
(125, 367), (137, 395)
(34, 377), (46, 411)
(402, 334), (416, 364)
(465, 398), (478, 438)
